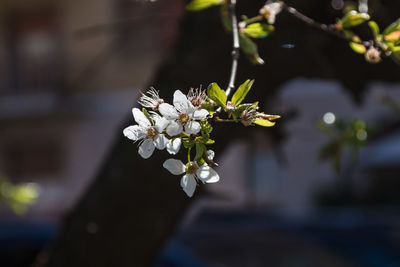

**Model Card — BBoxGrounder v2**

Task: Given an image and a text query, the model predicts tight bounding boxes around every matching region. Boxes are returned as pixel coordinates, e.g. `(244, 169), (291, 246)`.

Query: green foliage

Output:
(383, 18), (400, 36)
(239, 34), (264, 65)
(349, 42), (366, 54)
(186, 0), (224, 11)
(243, 23), (274, 39)
(316, 117), (372, 172)
(231, 79), (254, 106)
(207, 82), (227, 108)
(195, 143), (206, 161)
(0, 176), (39, 215)
(368, 21), (380, 37)
(339, 11), (370, 29)
(254, 119), (275, 127)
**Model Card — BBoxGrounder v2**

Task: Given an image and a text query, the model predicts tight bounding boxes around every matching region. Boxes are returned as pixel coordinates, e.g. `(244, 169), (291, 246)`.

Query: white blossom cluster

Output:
(123, 88), (220, 197)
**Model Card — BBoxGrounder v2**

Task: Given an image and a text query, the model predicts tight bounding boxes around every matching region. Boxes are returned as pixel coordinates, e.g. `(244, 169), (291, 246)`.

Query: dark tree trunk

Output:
(41, 1), (400, 266)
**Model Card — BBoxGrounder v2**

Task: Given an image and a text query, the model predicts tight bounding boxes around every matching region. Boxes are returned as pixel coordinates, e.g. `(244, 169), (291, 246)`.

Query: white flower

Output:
(166, 138), (181, 155)
(138, 87), (164, 110)
(123, 108), (169, 159)
(163, 155), (219, 197)
(187, 88), (208, 108)
(158, 90), (209, 136)
(259, 1), (283, 24)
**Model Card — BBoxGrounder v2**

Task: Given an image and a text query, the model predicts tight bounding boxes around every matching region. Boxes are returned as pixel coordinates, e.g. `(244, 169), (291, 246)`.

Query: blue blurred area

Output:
(156, 208), (400, 267)
(0, 220), (57, 267)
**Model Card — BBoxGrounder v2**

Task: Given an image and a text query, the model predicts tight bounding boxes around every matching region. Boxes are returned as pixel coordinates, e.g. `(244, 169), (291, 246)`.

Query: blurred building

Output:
(0, 0), (183, 220)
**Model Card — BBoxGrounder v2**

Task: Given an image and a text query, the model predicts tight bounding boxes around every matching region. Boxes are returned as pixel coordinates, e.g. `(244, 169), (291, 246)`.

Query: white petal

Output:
(163, 159), (185, 175)
(185, 121), (201, 135)
(154, 116), (169, 132)
(138, 139), (155, 159)
(166, 138), (181, 155)
(159, 103), (179, 120)
(193, 109), (209, 120)
(207, 150), (215, 161)
(180, 174), (197, 197)
(196, 165), (220, 183)
(123, 125), (144, 141)
(173, 90), (190, 113)
(132, 108), (151, 128)
(166, 121), (183, 136)
(154, 134), (168, 150)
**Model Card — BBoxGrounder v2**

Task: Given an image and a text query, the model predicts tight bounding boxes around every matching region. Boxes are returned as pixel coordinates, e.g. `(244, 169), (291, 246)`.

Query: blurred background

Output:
(0, 0), (399, 266)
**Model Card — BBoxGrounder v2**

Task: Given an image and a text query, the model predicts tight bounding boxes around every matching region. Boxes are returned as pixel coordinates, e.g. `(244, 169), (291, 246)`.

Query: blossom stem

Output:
(215, 119), (238, 123)
(243, 15), (263, 25)
(188, 147), (192, 163)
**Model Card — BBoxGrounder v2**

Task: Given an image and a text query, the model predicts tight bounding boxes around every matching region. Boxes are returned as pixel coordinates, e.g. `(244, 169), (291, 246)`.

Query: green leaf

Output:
(142, 108), (153, 124)
(220, 3), (232, 32)
(244, 23), (274, 39)
(207, 83), (227, 108)
(340, 11), (370, 28)
(254, 119), (275, 127)
(368, 21), (380, 37)
(383, 18), (400, 36)
(349, 42), (366, 54)
(239, 34), (264, 65)
(231, 79), (255, 106)
(195, 143), (206, 161)
(205, 139), (215, 144)
(390, 46), (400, 57)
(186, 0), (223, 11)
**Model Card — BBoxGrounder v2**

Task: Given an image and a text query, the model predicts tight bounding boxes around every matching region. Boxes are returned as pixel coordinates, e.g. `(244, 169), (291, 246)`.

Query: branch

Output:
(225, 0), (240, 97)
(282, 2), (400, 66)
(282, 3), (344, 40)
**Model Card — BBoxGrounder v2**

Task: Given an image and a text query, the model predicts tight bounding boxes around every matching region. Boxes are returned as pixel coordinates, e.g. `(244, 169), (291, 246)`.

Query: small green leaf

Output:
(349, 42), (366, 54)
(231, 79), (255, 106)
(383, 18), (400, 36)
(207, 83), (227, 108)
(205, 139), (215, 145)
(239, 34), (265, 65)
(340, 11), (370, 28)
(244, 23), (274, 39)
(220, 3), (232, 32)
(186, 0), (223, 11)
(195, 143), (206, 161)
(390, 46), (400, 57)
(368, 21), (380, 37)
(254, 119), (275, 127)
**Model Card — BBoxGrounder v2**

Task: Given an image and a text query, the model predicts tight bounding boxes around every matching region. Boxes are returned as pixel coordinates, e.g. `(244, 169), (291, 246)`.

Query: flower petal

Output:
(154, 134), (168, 150)
(132, 108), (151, 128)
(166, 138), (181, 155)
(193, 109), (209, 120)
(154, 116), (169, 132)
(196, 165), (220, 183)
(173, 90), (190, 113)
(180, 174), (197, 197)
(123, 125), (145, 141)
(207, 150), (215, 161)
(185, 121), (201, 135)
(159, 103), (179, 120)
(166, 121), (183, 136)
(163, 159), (185, 175)
(138, 139), (155, 159)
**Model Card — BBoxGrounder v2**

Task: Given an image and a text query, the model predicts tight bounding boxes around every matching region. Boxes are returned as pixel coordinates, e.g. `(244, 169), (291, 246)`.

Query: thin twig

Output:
(282, 3), (344, 40)
(225, 0), (240, 97)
